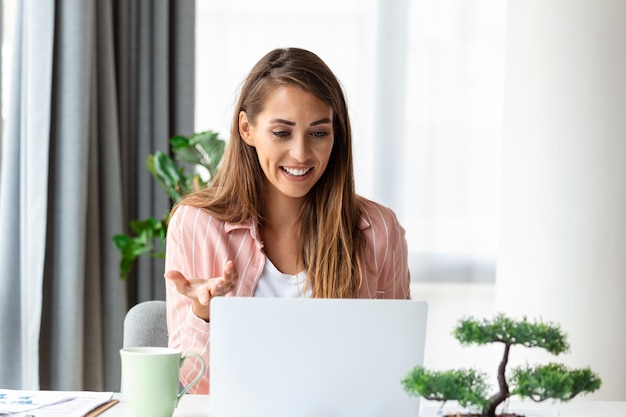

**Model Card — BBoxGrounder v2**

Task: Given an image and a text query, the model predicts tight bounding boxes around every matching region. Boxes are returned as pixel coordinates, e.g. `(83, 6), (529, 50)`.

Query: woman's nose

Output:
(290, 134), (310, 161)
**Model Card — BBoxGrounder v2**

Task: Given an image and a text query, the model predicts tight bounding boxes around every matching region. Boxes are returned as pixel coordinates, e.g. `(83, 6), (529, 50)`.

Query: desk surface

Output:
(101, 395), (626, 417)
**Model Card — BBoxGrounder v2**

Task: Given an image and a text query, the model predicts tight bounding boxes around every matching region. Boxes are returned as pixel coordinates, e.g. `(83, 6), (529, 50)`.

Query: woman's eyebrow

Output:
(310, 118), (332, 126)
(268, 117), (331, 127)
(269, 118), (295, 126)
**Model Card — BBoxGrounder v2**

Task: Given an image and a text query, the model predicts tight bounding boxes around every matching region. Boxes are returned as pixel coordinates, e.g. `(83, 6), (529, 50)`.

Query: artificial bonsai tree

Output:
(402, 314), (602, 417)
(113, 130), (225, 278)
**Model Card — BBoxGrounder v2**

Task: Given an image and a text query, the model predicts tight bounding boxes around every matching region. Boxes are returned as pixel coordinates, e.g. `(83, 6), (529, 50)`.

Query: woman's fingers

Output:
(204, 262), (237, 297)
(165, 264), (237, 322)
(207, 279), (224, 298)
(222, 261), (238, 293)
(165, 261), (238, 302)
(164, 270), (192, 294)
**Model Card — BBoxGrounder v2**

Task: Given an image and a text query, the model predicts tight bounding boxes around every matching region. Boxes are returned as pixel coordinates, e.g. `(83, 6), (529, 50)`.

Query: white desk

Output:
(101, 395), (626, 417)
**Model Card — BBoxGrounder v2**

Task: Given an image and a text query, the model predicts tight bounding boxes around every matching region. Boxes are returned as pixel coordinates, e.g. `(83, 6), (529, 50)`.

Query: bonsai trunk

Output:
(485, 343), (511, 417)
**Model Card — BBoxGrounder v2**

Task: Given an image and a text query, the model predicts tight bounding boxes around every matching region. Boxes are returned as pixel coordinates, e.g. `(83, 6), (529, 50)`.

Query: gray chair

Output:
(123, 300), (168, 348)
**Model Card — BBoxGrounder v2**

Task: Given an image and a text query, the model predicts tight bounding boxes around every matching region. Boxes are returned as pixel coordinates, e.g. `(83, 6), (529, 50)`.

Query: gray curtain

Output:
(0, 0), (195, 391)
(0, 0), (3, 161)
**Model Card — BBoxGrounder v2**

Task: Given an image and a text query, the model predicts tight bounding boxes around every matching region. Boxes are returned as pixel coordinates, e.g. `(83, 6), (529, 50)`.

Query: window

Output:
(195, 0), (507, 282)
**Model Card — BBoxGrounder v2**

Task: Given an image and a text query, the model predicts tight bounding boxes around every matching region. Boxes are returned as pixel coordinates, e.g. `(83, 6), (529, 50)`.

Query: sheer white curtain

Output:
(195, 0), (507, 283)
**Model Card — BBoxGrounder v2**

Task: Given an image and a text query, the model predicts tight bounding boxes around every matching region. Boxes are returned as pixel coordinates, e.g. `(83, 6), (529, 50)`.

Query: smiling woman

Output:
(165, 47), (411, 394)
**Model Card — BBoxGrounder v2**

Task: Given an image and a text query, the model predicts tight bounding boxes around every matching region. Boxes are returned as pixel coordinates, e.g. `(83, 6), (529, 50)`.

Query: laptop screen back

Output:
(209, 297), (428, 417)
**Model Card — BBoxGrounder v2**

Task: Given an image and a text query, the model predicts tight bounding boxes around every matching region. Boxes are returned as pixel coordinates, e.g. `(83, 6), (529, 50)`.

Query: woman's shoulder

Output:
(169, 204), (220, 230)
(356, 195), (402, 227)
(356, 196), (408, 267)
(170, 203), (210, 220)
(170, 204), (255, 233)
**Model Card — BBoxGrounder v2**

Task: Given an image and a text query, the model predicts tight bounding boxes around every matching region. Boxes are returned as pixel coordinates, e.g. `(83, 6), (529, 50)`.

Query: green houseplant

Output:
(402, 314), (602, 417)
(113, 130), (226, 279)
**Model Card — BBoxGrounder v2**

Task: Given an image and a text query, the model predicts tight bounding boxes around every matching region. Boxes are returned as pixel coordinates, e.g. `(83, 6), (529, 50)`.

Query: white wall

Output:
(497, 0), (626, 400)
(412, 282), (499, 386)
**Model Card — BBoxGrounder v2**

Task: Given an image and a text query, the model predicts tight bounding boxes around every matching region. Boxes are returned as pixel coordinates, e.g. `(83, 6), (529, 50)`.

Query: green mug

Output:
(120, 347), (205, 417)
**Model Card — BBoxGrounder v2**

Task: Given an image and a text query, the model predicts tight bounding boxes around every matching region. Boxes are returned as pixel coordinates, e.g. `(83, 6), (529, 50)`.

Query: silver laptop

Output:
(209, 297), (428, 417)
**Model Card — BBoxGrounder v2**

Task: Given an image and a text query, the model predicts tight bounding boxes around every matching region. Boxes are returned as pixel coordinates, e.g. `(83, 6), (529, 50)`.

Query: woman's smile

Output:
(281, 166), (313, 178)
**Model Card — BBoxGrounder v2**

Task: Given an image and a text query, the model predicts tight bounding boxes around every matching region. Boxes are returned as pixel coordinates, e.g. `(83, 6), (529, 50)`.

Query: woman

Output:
(165, 47), (411, 393)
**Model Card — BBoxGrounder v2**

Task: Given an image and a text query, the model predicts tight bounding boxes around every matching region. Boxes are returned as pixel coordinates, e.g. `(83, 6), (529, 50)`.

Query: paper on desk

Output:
(0, 389), (113, 417)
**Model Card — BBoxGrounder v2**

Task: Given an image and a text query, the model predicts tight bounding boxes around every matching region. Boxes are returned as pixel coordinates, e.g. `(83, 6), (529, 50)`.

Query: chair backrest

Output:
(123, 300), (168, 348)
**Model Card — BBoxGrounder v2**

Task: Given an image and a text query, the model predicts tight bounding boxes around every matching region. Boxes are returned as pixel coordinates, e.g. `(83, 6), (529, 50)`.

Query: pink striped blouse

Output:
(164, 197), (411, 394)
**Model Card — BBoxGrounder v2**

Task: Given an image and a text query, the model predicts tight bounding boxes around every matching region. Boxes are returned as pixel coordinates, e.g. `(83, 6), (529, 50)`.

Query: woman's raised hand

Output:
(165, 260), (238, 321)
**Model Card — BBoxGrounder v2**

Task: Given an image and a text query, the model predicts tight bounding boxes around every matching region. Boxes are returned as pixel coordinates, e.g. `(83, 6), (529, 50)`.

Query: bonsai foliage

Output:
(113, 131), (225, 279)
(402, 314), (602, 417)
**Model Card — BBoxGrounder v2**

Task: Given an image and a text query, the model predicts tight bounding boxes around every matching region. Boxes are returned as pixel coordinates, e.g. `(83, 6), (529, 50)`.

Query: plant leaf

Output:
(149, 151), (187, 200)
(113, 131), (225, 280)
(175, 130), (225, 180)
(511, 363), (602, 402)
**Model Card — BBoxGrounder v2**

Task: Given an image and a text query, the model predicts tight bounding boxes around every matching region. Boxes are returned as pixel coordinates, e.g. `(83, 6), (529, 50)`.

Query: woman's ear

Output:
(239, 111), (254, 146)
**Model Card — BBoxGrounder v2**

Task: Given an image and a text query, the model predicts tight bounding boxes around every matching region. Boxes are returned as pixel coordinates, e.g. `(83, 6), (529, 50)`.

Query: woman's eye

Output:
(272, 131), (290, 138)
(310, 131), (329, 139)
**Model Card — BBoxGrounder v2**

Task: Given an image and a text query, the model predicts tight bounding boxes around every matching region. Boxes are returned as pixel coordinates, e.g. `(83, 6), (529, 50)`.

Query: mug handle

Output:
(176, 352), (205, 405)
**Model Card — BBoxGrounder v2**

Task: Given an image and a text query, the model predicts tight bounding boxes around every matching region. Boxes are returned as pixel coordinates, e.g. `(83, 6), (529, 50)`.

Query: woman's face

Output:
(239, 85), (334, 201)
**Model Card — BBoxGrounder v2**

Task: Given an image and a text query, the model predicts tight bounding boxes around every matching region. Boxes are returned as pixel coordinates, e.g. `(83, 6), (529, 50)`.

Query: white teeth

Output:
(282, 167), (311, 176)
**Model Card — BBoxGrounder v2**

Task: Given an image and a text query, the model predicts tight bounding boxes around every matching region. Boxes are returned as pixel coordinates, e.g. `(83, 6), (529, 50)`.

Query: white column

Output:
(373, 0), (409, 211)
(496, 0), (626, 400)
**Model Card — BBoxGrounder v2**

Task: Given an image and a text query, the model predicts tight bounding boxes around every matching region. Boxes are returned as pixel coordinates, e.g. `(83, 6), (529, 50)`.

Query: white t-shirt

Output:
(254, 256), (311, 297)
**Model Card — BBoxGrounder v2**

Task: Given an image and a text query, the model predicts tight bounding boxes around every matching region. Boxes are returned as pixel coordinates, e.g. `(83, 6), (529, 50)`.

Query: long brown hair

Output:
(176, 47), (364, 298)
